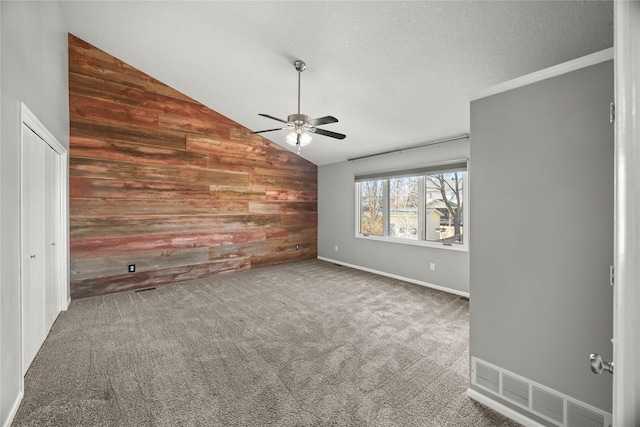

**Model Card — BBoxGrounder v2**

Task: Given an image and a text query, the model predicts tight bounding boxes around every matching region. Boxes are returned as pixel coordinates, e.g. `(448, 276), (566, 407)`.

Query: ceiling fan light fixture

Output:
(286, 132), (312, 146)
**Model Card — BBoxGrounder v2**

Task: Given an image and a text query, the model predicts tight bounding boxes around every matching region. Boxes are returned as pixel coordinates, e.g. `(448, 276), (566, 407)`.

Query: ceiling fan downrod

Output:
(294, 59), (306, 154)
(294, 60), (305, 115)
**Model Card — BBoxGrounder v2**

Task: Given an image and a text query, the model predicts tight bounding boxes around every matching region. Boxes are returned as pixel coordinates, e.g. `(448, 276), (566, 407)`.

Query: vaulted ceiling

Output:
(59, 1), (613, 165)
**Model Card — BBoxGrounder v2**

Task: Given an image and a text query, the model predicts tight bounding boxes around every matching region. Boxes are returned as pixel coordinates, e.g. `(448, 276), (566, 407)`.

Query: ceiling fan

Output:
(252, 59), (346, 153)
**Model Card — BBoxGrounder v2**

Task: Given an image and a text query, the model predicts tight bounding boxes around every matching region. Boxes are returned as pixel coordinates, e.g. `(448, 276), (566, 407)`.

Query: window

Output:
(389, 176), (419, 240)
(425, 171), (464, 245)
(359, 179), (384, 235)
(355, 161), (467, 250)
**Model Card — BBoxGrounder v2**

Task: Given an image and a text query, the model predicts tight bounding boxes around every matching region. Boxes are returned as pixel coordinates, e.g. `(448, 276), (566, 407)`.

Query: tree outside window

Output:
(426, 172), (463, 244)
(360, 179), (383, 235)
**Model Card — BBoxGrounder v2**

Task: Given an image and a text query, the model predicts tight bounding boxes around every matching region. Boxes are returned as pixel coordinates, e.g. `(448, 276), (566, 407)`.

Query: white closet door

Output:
(20, 105), (67, 377)
(22, 124), (47, 374)
(44, 144), (61, 331)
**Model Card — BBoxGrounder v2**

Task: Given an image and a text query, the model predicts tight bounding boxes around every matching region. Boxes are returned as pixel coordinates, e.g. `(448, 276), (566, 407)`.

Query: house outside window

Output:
(355, 161), (467, 251)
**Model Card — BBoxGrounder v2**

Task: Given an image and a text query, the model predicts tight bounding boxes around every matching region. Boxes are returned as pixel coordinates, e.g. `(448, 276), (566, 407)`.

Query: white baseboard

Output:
(316, 256), (470, 298)
(467, 388), (544, 427)
(2, 391), (23, 427)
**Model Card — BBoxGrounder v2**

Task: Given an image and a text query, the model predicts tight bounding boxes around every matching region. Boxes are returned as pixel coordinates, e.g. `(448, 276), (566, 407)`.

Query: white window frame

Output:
(355, 161), (469, 252)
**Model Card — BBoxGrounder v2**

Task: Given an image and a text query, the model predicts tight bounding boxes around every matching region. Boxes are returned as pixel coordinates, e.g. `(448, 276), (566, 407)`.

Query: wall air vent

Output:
(471, 357), (611, 427)
(502, 373), (529, 407)
(475, 360), (500, 393)
(532, 385), (564, 424)
(567, 401), (605, 427)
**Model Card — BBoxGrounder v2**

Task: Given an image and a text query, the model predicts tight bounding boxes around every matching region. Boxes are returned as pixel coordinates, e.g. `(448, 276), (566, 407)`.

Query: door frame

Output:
(19, 102), (69, 380)
(613, 2), (640, 425)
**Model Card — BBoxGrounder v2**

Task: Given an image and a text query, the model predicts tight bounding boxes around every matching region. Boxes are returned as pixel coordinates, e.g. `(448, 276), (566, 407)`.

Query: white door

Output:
(613, 1), (640, 424)
(22, 123), (47, 374)
(21, 123), (61, 375)
(44, 145), (61, 329)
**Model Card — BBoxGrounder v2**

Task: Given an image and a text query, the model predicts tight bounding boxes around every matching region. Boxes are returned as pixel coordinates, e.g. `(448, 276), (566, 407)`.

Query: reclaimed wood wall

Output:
(69, 34), (317, 299)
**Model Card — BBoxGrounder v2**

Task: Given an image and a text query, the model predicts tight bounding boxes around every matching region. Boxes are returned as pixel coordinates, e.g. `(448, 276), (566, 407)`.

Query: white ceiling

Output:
(59, 1), (613, 166)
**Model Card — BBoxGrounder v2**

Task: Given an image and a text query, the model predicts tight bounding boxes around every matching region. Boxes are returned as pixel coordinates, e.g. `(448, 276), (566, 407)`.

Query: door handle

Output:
(590, 353), (614, 375)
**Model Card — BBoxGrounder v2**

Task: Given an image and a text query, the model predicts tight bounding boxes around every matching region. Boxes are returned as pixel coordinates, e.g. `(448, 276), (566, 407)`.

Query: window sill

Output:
(355, 233), (468, 252)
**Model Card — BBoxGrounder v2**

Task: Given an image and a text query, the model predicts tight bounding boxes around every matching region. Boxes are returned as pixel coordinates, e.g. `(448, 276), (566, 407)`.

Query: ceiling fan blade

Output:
(309, 116), (339, 126)
(258, 113), (288, 124)
(251, 127), (287, 134)
(311, 127), (346, 140)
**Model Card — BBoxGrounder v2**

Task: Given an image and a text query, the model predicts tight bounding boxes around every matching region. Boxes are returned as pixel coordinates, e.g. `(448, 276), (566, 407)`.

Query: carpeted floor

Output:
(14, 259), (520, 426)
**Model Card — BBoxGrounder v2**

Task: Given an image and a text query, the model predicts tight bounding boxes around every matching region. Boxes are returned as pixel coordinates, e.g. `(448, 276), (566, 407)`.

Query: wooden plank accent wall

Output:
(68, 34), (317, 299)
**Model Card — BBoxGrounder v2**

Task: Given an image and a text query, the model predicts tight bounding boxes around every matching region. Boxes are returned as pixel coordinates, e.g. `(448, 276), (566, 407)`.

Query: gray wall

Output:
(0, 2), (69, 425)
(469, 60), (614, 416)
(318, 138), (470, 295)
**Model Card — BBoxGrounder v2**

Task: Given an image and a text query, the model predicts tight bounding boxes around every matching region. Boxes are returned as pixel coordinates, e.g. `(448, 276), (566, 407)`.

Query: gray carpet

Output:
(14, 259), (520, 426)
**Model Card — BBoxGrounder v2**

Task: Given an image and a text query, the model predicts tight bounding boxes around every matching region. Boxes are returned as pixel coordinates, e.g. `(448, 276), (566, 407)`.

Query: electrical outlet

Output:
(335, 245), (339, 251)
(128, 264), (136, 273)
(430, 263), (435, 271)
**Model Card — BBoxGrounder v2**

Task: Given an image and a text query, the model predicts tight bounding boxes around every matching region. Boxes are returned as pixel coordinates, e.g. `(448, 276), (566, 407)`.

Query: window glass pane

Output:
(389, 176), (419, 240)
(425, 171), (465, 244)
(360, 180), (384, 235)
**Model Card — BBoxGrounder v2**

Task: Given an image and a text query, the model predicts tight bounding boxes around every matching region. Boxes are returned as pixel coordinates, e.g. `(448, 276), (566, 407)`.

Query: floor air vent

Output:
(134, 286), (157, 293)
(471, 357), (611, 427)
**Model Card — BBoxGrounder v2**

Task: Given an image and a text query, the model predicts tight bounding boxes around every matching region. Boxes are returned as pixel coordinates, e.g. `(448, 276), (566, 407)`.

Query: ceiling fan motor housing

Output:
(287, 114), (312, 134)
(288, 114), (310, 125)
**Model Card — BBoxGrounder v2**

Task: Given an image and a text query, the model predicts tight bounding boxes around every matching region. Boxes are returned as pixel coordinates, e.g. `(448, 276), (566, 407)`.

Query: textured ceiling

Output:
(59, 1), (613, 165)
